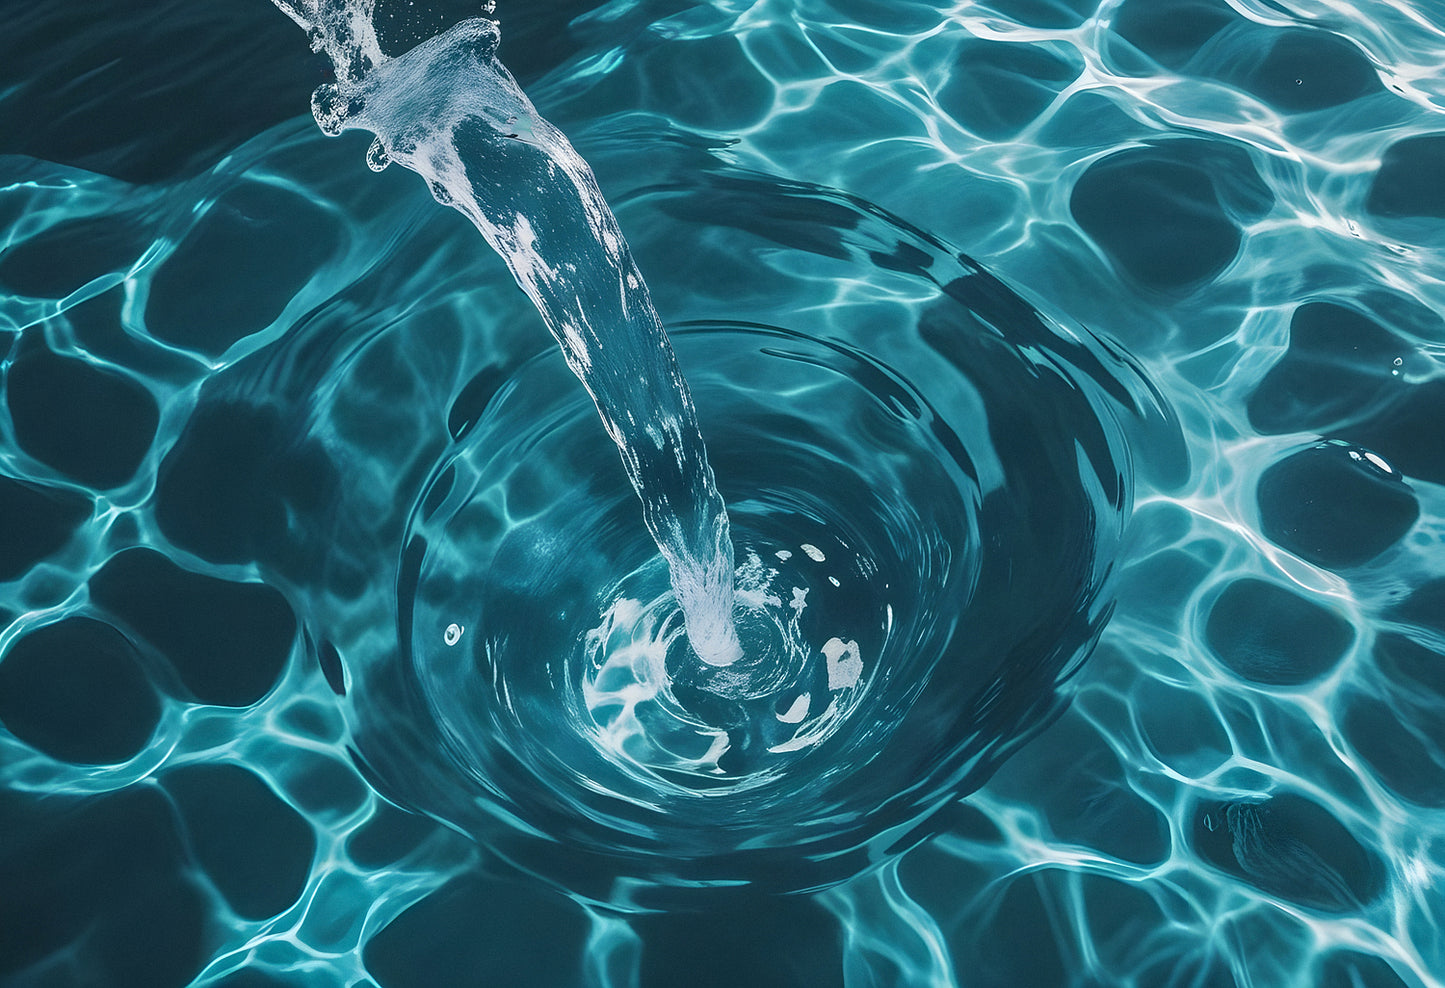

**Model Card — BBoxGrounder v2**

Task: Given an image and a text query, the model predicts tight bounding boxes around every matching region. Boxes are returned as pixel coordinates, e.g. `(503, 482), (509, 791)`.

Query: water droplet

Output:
(444, 623), (464, 646)
(366, 136), (391, 172)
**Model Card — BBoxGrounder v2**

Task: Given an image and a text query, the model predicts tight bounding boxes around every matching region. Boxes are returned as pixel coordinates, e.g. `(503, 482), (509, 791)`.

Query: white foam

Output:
(776, 693), (811, 724)
(822, 637), (863, 690)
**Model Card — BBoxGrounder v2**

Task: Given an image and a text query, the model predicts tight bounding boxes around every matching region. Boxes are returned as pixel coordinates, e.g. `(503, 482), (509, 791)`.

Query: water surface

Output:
(2, 1), (1445, 986)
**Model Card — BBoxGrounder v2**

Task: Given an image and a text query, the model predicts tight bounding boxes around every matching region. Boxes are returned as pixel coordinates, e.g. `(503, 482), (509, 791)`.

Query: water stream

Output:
(274, 2), (744, 667)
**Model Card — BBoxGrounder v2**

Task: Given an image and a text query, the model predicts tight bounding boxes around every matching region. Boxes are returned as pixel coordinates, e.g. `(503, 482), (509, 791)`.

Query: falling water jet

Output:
(271, 3), (743, 667)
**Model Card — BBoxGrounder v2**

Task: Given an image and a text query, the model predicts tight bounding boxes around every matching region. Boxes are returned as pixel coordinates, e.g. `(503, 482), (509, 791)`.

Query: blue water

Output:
(3, 1), (1445, 986)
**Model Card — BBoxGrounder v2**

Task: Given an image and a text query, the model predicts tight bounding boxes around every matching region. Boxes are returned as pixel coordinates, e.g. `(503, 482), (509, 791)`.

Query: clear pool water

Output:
(2, 1), (1444, 986)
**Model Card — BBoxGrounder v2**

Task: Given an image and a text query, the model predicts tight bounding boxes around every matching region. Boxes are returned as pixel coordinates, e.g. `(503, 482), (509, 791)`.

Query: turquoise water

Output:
(3, 1), (1445, 986)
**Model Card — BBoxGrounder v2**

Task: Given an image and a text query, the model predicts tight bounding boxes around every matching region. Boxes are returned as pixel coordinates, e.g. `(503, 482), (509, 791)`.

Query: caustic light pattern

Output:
(3, 1), (1445, 987)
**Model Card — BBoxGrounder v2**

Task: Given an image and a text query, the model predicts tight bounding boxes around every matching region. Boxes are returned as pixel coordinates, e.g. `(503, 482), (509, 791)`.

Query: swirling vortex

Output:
(348, 183), (1179, 909)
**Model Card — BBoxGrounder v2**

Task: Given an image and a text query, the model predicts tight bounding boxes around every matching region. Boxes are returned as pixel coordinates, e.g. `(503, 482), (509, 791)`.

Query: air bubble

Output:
(444, 623), (465, 646)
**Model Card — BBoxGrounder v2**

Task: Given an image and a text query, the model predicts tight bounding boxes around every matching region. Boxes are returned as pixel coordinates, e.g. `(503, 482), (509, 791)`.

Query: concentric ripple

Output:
(343, 194), (1170, 904)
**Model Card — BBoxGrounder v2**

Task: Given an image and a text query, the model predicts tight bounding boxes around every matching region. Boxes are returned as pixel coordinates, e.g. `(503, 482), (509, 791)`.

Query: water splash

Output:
(273, 2), (742, 666)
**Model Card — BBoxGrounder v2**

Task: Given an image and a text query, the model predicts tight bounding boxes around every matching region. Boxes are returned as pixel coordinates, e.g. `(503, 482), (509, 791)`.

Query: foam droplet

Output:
(310, 82), (350, 136)
(822, 638), (862, 690)
(777, 693), (811, 724)
(366, 136), (391, 171)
